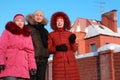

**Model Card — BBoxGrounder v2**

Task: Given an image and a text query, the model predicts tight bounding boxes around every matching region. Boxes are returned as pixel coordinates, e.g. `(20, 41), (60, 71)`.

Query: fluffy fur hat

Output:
(50, 11), (71, 30)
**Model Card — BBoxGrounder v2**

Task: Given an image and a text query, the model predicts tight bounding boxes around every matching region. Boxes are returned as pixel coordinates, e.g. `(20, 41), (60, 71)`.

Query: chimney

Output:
(102, 10), (117, 32)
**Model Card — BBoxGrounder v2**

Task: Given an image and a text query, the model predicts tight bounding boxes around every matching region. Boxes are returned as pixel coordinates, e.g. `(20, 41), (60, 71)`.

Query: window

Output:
(106, 43), (109, 44)
(99, 26), (104, 29)
(91, 44), (96, 52)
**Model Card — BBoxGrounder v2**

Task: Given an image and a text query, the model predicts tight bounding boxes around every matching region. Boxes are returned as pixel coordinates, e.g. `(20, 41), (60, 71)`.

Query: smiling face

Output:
(56, 18), (64, 28)
(34, 13), (44, 23)
(14, 19), (24, 29)
(13, 14), (25, 29)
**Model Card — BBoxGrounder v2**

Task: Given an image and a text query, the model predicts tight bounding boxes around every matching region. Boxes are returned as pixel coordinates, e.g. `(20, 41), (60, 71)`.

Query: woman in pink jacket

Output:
(0, 14), (37, 80)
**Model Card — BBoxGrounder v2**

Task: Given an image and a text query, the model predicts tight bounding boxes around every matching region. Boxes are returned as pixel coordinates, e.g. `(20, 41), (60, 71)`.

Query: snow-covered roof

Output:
(70, 24), (81, 32)
(85, 24), (120, 38)
(71, 18), (120, 38)
(97, 43), (120, 53)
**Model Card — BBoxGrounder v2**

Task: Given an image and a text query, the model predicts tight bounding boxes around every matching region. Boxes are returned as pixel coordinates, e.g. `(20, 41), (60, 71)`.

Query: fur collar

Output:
(26, 14), (48, 25)
(5, 21), (30, 37)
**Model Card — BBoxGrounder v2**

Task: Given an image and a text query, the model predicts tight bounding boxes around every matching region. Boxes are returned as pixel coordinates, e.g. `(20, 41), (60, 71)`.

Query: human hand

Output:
(30, 69), (37, 75)
(69, 34), (76, 44)
(0, 65), (5, 73)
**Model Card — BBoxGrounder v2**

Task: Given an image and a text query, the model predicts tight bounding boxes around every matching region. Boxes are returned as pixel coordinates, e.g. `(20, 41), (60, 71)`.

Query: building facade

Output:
(71, 10), (120, 54)
(46, 10), (120, 80)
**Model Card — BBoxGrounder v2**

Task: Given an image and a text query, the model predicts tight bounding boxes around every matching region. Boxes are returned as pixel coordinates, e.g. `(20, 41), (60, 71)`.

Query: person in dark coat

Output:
(48, 12), (80, 80)
(26, 10), (49, 80)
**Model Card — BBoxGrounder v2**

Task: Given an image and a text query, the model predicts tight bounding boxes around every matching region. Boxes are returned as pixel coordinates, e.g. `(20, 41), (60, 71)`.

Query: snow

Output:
(76, 25), (81, 32)
(71, 18), (120, 38)
(75, 43), (120, 59)
(97, 43), (120, 52)
(85, 25), (120, 38)
(70, 25), (81, 32)
(75, 52), (98, 59)
(48, 54), (53, 61)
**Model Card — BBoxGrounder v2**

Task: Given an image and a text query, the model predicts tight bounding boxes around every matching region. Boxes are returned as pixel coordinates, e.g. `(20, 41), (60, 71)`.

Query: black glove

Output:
(0, 65), (5, 73)
(69, 34), (76, 44)
(56, 44), (68, 52)
(30, 69), (37, 75)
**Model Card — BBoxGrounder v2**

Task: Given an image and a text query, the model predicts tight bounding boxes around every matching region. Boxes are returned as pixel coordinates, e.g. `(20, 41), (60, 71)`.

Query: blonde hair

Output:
(33, 10), (44, 16)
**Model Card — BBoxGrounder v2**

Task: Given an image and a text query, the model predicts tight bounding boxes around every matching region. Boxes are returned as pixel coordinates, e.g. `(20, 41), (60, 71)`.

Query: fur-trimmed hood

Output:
(50, 11), (71, 31)
(26, 14), (48, 25)
(5, 21), (30, 37)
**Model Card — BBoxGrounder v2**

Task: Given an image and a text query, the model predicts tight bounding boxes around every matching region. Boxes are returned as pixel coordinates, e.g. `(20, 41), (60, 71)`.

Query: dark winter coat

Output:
(26, 14), (49, 62)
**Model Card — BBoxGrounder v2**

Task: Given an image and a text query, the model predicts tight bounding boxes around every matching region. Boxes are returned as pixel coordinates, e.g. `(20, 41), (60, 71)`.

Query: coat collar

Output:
(56, 28), (65, 32)
(26, 14), (48, 25)
(5, 21), (30, 37)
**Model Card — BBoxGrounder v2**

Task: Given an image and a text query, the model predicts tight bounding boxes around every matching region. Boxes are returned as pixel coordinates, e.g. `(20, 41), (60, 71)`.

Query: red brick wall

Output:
(99, 50), (114, 80)
(99, 35), (120, 45)
(77, 56), (100, 80)
(85, 36), (101, 53)
(102, 10), (117, 32)
(46, 61), (53, 80)
(84, 35), (120, 53)
(74, 32), (86, 54)
(46, 56), (100, 80)
(46, 51), (120, 80)
(114, 52), (120, 80)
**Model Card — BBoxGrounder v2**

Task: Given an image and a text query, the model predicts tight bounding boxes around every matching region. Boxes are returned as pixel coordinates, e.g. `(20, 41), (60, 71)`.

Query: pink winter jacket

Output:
(0, 22), (36, 79)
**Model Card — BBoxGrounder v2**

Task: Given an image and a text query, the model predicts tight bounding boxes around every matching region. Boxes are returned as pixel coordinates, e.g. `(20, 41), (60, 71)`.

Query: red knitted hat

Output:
(13, 14), (25, 22)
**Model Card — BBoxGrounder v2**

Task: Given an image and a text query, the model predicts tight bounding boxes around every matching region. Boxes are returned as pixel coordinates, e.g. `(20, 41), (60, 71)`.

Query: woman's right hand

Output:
(0, 65), (5, 73)
(30, 68), (37, 75)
